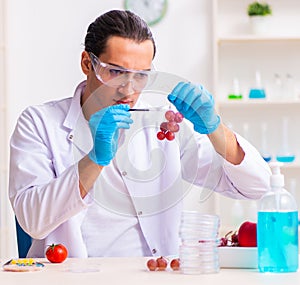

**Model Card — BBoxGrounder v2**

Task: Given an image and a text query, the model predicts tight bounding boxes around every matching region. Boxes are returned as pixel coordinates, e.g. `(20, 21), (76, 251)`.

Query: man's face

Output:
(82, 36), (154, 117)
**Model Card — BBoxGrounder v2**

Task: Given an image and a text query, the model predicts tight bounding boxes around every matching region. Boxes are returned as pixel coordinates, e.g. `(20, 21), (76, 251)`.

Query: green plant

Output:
(247, 1), (272, 16)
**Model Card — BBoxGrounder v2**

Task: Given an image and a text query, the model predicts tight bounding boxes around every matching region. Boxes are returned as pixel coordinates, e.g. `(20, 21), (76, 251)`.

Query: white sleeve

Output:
(9, 107), (92, 239)
(180, 129), (271, 200)
(218, 133), (271, 199)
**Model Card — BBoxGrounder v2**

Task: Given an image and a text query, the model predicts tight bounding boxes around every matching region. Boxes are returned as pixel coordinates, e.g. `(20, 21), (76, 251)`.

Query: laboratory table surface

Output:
(1, 257), (300, 285)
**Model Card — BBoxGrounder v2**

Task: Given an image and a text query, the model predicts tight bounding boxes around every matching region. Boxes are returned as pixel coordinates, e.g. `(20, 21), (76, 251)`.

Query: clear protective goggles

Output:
(89, 52), (156, 92)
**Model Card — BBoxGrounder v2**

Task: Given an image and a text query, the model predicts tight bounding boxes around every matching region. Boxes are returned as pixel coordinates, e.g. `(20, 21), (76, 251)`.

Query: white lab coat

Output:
(9, 81), (271, 257)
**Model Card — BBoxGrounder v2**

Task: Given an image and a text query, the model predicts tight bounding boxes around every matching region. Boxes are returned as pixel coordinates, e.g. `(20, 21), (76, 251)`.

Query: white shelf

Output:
(281, 163), (300, 170)
(218, 100), (300, 108)
(218, 35), (300, 44)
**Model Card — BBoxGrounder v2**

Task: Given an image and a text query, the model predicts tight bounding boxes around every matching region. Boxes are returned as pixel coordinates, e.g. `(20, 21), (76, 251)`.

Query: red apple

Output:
(238, 221), (257, 247)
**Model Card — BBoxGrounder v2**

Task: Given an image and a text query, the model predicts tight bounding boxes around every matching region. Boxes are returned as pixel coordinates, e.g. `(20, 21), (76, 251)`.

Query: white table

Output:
(1, 257), (300, 285)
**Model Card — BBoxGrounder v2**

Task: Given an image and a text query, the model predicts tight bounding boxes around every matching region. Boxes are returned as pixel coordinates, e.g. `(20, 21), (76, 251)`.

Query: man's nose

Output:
(119, 79), (135, 96)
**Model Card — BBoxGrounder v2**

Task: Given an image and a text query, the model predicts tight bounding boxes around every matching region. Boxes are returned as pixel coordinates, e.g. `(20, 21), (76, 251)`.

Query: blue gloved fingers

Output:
(168, 82), (184, 102)
(115, 120), (132, 129)
(199, 86), (216, 106)
(175, 84), (214, 110)
(167, 82), (187, 106)
(110, 104), (130, 112)
(90, 104), (131, 119)
(168, 82), (199, 112)
(180, 85), (201, 113)
(89, 107), (133, 133)
(102, 114), (133, 125)
(168, 83), (200, 115)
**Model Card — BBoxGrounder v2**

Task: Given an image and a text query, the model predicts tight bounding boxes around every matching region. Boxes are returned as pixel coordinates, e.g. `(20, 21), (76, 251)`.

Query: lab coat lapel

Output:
(72, 111), (93, 155)
(62, 80), (93, 156)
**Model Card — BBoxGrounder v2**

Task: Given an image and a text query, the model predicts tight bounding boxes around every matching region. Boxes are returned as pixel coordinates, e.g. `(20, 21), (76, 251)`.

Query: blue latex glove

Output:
(88, 104), (133, 166)
(168, 82), (220, 134)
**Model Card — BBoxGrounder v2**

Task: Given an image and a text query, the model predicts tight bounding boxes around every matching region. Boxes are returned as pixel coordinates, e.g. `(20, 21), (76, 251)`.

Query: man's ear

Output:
(81, 51), (91, 75)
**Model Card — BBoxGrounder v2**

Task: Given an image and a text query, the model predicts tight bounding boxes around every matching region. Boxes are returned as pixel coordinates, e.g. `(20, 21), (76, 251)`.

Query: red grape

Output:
(146, 259), (157, 271)
(156, 256), (168, 271)
(160, 122), (168, 132)
(174, 112), (184, 123)
(219, 237), (228, 247)
(218, 230), (240, 247)
(167, 121), (180, 132)
(157, 131), (166, 140)
(165, 110), (175, 121)
(170, 258), (180, 271)
(231, 232), (239, 245)
(165, 131), (175, 141)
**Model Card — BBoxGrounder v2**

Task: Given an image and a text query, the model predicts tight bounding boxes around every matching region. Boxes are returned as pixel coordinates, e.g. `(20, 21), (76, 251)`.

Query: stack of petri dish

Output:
(179, 211), (220, 274)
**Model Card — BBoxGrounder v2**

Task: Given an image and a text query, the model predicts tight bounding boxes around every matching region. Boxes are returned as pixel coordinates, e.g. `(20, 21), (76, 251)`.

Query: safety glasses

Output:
(89, 52), (155, 92)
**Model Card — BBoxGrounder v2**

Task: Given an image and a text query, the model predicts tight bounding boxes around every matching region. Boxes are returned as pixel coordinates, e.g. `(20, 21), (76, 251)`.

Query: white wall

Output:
(2, 0), (213, 258)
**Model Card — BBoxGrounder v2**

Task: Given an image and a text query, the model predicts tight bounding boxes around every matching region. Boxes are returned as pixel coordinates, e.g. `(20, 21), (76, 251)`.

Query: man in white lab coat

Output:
(9, 10), (271, 258)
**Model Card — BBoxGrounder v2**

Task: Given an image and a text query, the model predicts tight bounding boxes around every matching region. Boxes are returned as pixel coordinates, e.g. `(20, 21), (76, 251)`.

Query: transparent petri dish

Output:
(180, 265), (220, 275)
(180, 244), (219, 253)
(181, 211), (220, 225)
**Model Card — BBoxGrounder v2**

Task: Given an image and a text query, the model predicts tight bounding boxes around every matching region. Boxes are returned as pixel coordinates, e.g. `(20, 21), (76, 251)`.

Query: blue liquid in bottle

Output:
(257, 211), (299, 273)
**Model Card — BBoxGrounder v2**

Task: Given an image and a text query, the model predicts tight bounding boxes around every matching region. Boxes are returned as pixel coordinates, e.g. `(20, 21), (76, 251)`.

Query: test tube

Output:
(260, 122), (272, 162)
(276, 116), (295, 163)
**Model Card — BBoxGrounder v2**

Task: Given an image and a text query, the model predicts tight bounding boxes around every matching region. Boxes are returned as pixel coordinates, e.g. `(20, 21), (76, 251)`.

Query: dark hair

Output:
(84, 10), (156, 59)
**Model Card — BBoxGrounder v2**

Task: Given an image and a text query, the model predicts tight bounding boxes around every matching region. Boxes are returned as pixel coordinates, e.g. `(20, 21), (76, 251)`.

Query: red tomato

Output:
(45, 243), (68, 263)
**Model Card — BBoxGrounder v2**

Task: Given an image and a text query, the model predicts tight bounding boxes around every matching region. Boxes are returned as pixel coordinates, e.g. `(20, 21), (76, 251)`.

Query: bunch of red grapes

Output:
(146, 256), (180, 271)
(157, 110), (184, 141)
(219, 230), (239, 247)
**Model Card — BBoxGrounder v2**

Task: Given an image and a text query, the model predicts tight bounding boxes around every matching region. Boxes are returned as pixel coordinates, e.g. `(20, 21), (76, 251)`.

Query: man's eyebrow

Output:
(107, 62), (151, 72)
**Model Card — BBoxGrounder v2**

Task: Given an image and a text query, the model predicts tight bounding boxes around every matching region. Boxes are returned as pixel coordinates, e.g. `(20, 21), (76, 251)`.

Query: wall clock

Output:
(124, 0), (168, 26)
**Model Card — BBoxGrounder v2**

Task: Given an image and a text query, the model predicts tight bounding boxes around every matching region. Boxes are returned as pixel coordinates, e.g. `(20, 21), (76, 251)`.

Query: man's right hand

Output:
(88, 104), (133, 166)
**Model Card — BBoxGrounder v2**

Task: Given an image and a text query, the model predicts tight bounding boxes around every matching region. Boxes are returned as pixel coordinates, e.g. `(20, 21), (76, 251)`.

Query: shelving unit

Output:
(212, 0), (300, 229)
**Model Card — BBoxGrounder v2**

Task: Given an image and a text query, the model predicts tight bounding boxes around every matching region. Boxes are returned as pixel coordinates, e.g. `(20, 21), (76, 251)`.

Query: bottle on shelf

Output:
(272, 73), (283, 101)
(257, 162), (299, 273)
(249, 71), (266, 99)
(260, 122), (272, 162)
(284, 73), (296, 101)
(276, 116), (295, 163)
(228, 77), (243, 100)
(273, 73), (296, 101)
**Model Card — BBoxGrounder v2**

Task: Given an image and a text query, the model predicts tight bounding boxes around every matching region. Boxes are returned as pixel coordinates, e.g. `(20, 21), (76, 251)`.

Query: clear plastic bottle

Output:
(276, 116), (295, 163)
(284, 73), (295, 100)
(257, 162), (299, 273)
(272, 73), (283, 101)
(260, 122), (272, 162)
